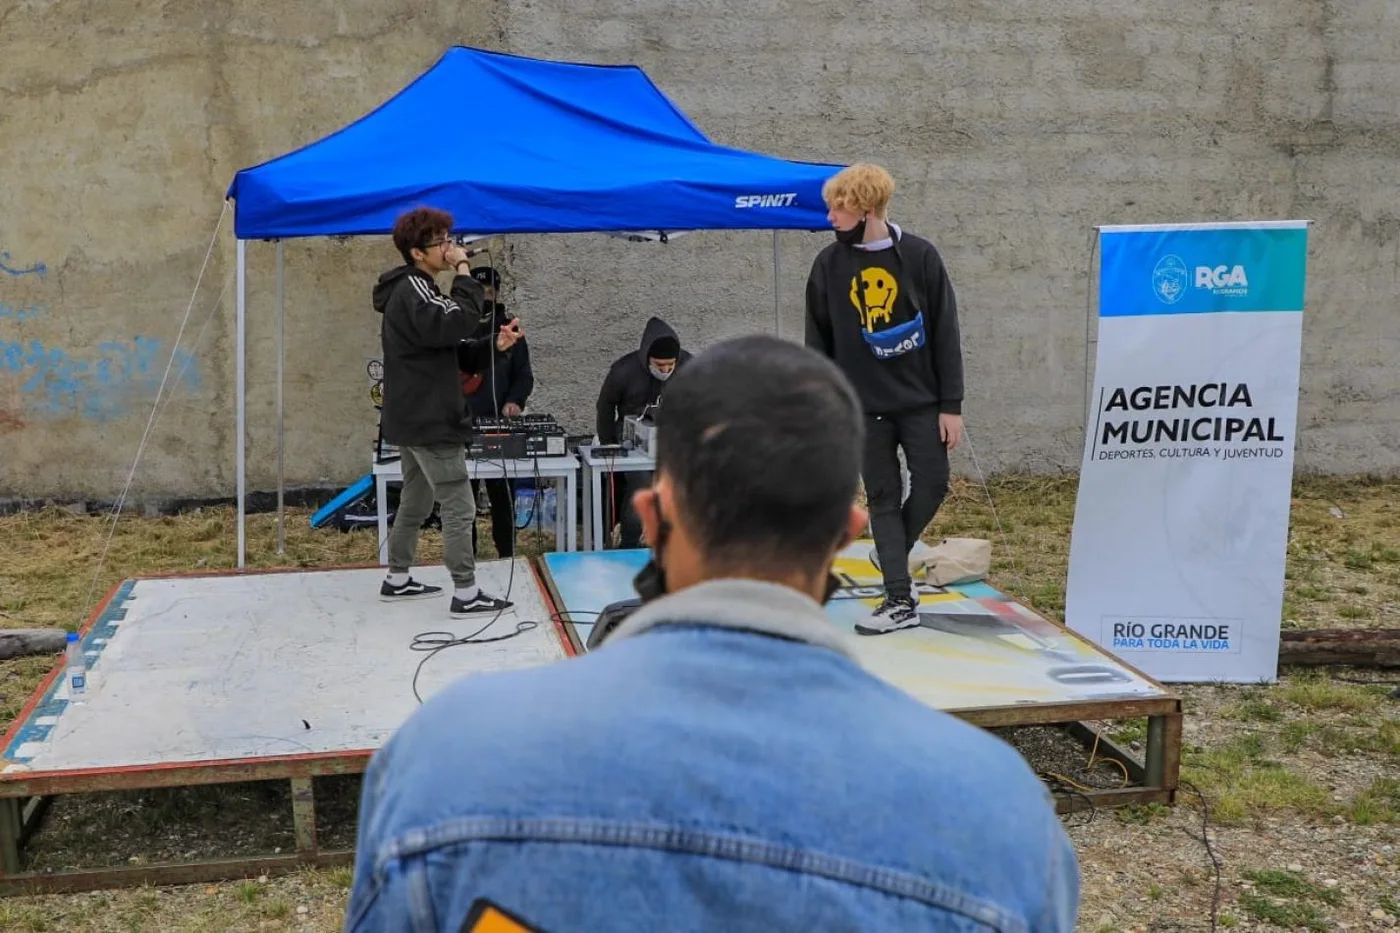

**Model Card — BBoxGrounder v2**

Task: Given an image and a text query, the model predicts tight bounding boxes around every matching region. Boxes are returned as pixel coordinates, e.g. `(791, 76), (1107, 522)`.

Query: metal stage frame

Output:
(0, 556), (1180, 896)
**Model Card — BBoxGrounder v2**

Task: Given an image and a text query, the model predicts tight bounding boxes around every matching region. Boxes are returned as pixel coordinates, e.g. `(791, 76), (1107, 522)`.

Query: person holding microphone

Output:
(371, 207), (522, 617)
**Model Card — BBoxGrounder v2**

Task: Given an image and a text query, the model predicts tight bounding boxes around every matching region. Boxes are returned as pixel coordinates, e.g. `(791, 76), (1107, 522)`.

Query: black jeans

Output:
(470, 477), (516, 557)
(863, 406), (951, 600)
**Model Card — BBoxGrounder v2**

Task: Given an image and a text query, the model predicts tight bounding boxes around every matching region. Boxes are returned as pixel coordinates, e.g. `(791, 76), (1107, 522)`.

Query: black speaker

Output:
(585, 598), (643, 650)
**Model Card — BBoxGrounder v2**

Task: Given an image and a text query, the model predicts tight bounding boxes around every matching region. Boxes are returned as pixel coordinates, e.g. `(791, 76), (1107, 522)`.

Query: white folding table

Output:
(372, 454), (579, 563)
(577, 445), (656, 551)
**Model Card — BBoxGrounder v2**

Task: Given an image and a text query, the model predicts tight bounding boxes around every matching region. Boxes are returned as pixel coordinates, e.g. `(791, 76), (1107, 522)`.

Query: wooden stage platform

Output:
(0, 546), (1179, 894)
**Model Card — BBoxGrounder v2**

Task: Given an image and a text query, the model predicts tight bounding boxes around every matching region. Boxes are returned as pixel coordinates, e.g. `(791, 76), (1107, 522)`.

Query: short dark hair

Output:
(655, 335), (864, 577)
(392, 207), (453, 264)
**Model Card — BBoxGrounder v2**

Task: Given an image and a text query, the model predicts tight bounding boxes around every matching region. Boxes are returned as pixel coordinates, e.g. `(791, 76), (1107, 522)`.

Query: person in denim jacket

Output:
(345, 335), (1079, 933)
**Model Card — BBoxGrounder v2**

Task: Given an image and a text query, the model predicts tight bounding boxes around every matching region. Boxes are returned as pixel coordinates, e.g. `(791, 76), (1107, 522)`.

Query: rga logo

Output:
(734, 193), (797, 208)
(1195, 264), (1249, 296)
(1151, 255), (1189, 304)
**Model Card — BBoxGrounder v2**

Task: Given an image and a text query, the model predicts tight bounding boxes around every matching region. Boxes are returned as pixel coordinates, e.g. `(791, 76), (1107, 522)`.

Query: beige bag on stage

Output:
(917, 537), (992, 586)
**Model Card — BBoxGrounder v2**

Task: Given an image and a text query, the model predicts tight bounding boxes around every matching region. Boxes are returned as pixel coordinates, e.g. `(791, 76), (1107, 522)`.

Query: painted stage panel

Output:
(1, 561), (566, 775)
(541, 542), (1166, 712)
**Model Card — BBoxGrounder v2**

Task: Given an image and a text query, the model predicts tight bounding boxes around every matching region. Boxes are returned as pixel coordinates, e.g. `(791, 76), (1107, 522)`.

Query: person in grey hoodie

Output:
(372, 206), (522, 617)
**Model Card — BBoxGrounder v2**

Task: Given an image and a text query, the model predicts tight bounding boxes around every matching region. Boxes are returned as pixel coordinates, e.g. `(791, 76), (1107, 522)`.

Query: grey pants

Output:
(387, 444), (477, 589)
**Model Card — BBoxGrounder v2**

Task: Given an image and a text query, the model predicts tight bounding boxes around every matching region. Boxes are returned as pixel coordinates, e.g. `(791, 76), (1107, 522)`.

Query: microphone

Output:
(452, 235), (492, 257)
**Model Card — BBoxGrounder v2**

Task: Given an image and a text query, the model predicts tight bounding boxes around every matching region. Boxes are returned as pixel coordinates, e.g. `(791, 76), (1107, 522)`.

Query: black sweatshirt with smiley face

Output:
(803, 223), (964, 417)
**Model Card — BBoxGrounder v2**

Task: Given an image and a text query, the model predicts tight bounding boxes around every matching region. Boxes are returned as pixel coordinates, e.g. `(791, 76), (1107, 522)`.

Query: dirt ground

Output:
(0, 475), (1397, 931)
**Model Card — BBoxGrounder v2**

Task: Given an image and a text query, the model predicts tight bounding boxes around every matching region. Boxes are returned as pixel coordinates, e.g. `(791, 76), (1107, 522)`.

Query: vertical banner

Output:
(1065, 221), (1309, 683)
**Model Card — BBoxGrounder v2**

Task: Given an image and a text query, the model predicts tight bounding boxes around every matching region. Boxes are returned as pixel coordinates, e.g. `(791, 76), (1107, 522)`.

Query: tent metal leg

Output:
(276, 240), (285, 554)
(772, 230), (780, 337)
(236, 239), (248, 568)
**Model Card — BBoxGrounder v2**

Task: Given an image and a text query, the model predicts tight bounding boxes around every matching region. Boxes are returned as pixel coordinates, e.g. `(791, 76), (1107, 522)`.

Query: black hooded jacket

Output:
(372, 264), (497, 447)
(463, 302), (535, 418)
(595, 317), (692, 444)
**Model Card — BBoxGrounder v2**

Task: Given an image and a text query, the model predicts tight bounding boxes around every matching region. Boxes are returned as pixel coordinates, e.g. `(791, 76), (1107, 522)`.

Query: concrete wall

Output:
(2, 0), (1396, 501)
(0, 1), (504, 500)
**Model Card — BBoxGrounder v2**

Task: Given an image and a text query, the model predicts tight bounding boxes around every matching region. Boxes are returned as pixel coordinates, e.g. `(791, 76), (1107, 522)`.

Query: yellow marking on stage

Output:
(861, 634), (1012, 664)
(915, 591), (962, 604)
(856, 593), (963, 611)
(832, 555), (879, 584)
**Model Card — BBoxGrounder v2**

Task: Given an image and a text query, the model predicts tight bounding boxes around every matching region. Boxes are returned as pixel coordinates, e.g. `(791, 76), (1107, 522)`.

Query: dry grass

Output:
(0, 868), (353, 932)
(930, 473), (1400, 631)
(0, 475), (1397, 930)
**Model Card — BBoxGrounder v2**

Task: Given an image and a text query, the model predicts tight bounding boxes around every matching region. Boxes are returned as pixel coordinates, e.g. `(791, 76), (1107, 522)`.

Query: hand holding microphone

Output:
(448, 239), (492, 273)
(495, 317), (523, 352)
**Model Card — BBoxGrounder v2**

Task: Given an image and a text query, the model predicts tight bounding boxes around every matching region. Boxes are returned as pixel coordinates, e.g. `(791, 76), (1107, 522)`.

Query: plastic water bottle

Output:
(65, 632), (87, 699)
(541, 487), (558, 527)
(514, 487), (536, 527)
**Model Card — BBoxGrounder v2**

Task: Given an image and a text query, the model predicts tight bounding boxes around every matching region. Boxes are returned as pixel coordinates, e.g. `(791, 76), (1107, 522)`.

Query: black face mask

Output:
(834, 216), (867, 246)
(631, 499), (672, 601)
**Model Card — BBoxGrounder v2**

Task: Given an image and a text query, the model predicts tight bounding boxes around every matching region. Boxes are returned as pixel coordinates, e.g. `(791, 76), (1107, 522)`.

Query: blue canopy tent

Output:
(224, 46), (843, 564)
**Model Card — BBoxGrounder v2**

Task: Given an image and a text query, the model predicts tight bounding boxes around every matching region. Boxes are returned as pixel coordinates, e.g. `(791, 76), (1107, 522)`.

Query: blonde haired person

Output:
(804, 163), (966, 634)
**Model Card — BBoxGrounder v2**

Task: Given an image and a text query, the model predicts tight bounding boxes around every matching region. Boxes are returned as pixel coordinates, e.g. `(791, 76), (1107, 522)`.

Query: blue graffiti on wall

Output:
(0, 302), (45, 321)
(0, 337), (202, 422)
(0, 252), (46, 278)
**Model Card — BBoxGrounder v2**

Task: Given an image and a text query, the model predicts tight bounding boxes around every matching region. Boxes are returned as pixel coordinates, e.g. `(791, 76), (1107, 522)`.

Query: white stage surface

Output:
(0, 562), (570, 777)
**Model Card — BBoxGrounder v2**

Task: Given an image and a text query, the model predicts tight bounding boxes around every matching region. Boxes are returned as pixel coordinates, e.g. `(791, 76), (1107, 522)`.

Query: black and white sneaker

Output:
(855, 596), (921, 635)
(450, 591), (514, 616)
(379, 577), (443, 601)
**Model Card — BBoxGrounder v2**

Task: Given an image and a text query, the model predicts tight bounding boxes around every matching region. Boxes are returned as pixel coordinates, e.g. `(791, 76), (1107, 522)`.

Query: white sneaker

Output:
(855, 596), (921, 635)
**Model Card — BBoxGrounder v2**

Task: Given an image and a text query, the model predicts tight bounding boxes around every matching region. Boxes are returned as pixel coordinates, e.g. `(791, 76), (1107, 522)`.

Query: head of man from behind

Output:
(628, 335), (866, 604)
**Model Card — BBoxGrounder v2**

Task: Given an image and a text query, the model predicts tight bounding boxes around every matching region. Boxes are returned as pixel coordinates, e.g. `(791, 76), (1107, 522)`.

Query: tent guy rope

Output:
(79, 202), (229, 623)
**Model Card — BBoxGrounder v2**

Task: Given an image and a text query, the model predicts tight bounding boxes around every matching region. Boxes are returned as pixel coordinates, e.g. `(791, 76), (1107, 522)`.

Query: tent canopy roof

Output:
(227, 46), (842, 239)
